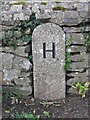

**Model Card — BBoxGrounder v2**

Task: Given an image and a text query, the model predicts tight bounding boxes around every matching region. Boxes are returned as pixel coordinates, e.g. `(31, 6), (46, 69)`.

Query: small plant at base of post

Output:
(72, 82), (90, 98)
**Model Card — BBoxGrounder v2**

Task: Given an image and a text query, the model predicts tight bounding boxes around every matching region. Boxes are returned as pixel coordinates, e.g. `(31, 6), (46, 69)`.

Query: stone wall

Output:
(0, 1), (89, 97)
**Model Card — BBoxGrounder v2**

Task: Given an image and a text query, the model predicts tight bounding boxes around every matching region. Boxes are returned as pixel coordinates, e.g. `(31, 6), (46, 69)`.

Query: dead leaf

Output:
(5, 110), (10, 114)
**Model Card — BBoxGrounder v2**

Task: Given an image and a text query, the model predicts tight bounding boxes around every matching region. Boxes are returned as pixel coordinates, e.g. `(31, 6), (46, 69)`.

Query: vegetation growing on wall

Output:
(2, 13), (41, 51)
(41, 2), (47, 5)
(9, 0), (26, 5)
(72, 82), (90, 98)
(80, 22), (90, 50)
(52, 6), (67, 11)
(64, 37), (72, 72)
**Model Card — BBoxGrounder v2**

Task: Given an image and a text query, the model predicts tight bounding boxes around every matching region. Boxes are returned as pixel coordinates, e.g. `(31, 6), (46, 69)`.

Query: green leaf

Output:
(52, 113), (55, 118)
(72, 85), (77, 89)
(79, 85), (84, 94)
(84, 82), (90, 88)
(25, 113), (28, 118)
(64, 64), (69, 72)
(28, 113), (34, 119)
(43, 111), (50, 118)
(82, 92), (85, 98)
(35, 115), (40, 120)
(3, 38), (9, 45)
(65, 59), (71, 63)
(67, 37), (72, 45)
(66, 52), (70, 56)
(30, 13), (36, 21)
(29, 55), (32, 62)
(54, 104), (61, 107)
(76, 82), (80, 87)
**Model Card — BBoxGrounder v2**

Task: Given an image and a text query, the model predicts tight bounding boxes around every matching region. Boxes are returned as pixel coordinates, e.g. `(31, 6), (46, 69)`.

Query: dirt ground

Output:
(2, 92), (90, 119)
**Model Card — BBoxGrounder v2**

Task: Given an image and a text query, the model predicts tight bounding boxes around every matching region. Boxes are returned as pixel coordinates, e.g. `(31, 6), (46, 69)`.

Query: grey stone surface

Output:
(3, 69), (20, 81)
(66, 33), (85, 45)
(63, 11), (79, 25)
(2, 53), (14, 69)
(67, 77), (88, 86)
(0, 72), (3, 85)
(3, 47), (28, 57)
(49, 11), (64, 25)
(0, 53), (2, 71)
(70, 52), (87, 62)
(25, 44), (32, 53)
(3, 85), (32, 96)
(67, 72), (88, 78)
(69, 61), (88, 70)
(32, 23), (65, 100)
(13, 56), (32, 71)
(9, 5), (23, 14)
(14, 77), (31, 86)
(67, 46), (87, 53)
(67, 87), (76, 94)
(14, 13), (25, 21)
(2, 11), (12, 21)
(63, 26), (90, 33)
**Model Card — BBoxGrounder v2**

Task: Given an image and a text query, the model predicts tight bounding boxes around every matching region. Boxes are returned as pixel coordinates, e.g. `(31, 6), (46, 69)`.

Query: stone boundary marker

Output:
(32, 23), (65, 100)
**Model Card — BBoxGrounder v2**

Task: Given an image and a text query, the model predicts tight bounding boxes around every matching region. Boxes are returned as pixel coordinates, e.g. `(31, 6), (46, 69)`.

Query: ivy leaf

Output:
(29, 55), (32, 62)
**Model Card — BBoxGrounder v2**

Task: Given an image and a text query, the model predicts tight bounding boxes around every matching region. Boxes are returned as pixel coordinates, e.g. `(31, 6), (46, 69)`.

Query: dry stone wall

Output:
(0, 1), (89, 97)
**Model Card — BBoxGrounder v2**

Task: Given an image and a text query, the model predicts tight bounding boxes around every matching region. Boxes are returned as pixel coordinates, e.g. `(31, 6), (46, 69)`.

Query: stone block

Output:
(67, 72), (87, 78)
(9, 5), (23, 14)
(3, 47), (28, 57)
(3, 85), (32, 96)
(67, 46), (87, 53)
(67, 77), (88, 86)
(0, 53), (2, 71)
(69, 61), (88, 70)
(32, 23), (65, 100)
(0, 72), (3, 85)
(14, 13), (25, 21)
(2, 53), (14, 70)
(70, 52), (87, 62)
(3, 69), (20, 81)
(13, 56), (32, 71)
(14, 77), (31, 86)
(66, 33), (85, 45)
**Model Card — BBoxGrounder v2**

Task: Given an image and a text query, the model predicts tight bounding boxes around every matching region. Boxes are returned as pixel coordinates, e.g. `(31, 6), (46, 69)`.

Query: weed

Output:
(72, 82), (90, 98)
(80, 22), (90, 49)
(64, 37), (72, 72)
(11, 110), (40, 120)
(64, 52), (71, 72)
(29, 55), (32, 62)
(5, 92), (14, 100)
(43, 111), (50, 118)
(2, 13), (41, 51)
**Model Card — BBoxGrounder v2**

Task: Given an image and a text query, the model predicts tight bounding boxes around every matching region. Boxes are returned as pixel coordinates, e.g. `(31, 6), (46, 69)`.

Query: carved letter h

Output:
(43, 43), (55, 58)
